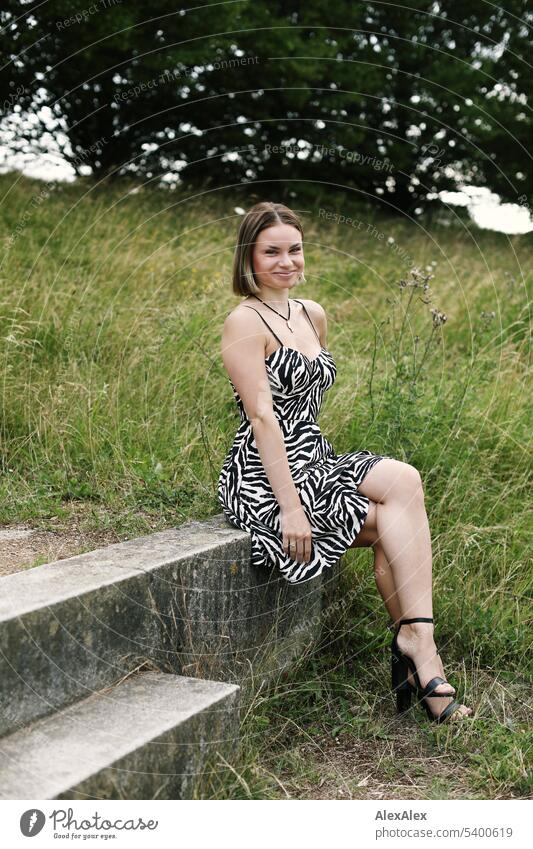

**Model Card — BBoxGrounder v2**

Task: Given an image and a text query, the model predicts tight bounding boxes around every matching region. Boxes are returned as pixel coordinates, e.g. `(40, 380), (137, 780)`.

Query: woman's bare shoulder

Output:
(223, 301), (259, 328)
(295, 298), (326, 320)
(227, 301), (254, 316)
(221, 302), (266, 346)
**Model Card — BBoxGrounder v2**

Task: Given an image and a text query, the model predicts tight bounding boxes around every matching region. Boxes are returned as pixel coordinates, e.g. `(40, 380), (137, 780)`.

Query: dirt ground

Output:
(0, 504), (124, 577)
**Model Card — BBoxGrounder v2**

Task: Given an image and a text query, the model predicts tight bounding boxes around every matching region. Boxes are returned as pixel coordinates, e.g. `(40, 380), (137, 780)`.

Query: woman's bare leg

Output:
(374, 541), (403, 625)
(350, 517), (402, 625)
(353, 505), (459, 691)
(356, 459), (472, 719)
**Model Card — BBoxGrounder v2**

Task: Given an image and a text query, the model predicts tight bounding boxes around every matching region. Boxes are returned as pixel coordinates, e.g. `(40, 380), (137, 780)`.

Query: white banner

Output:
(2, 799), (530, 848)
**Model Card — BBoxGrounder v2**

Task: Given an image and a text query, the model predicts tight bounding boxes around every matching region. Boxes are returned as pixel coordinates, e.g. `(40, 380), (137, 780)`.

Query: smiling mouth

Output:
(273, 271), (297, 275)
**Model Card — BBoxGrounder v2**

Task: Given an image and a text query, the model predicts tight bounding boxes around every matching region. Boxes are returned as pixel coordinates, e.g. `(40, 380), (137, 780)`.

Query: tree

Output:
(1, 0), (531, 211)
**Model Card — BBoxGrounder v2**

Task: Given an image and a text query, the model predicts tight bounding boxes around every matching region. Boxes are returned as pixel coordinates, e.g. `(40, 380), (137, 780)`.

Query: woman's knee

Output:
(387, 461), (424, 501)
(358, 457), (423, 504)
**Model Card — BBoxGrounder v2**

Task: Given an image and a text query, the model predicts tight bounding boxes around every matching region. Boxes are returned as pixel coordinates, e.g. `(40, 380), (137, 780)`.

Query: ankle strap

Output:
(399, 617), (434, 625)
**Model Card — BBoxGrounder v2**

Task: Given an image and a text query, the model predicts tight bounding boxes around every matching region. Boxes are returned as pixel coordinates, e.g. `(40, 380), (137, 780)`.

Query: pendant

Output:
(287, 321), (294, 332)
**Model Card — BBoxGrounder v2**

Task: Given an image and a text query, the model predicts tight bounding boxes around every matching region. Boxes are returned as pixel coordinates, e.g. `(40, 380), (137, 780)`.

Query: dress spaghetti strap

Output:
(292, 299), (321, 344)
(241, 306), (284, 347)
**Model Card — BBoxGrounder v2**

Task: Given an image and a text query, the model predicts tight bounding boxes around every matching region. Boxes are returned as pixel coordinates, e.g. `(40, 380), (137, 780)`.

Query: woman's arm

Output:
(220, 309), (302, 514)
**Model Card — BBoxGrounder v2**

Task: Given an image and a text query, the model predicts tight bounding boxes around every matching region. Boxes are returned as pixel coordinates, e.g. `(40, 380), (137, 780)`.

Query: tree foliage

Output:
(1, 0), (531, 210)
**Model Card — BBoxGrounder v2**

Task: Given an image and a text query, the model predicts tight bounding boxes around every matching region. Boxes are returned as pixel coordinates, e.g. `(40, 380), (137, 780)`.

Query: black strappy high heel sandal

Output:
(391, 617), (463, 724)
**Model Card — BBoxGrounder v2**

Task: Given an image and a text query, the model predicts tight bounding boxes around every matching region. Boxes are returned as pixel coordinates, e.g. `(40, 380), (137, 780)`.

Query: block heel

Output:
(391, 644), (414, 713)
(390, 617), (464, 724)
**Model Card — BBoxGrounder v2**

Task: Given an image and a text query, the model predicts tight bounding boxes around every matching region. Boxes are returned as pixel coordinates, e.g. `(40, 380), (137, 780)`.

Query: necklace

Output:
(251, 294), (295, 333)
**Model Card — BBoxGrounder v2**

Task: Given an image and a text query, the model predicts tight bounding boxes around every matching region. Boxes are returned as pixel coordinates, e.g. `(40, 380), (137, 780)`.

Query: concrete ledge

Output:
(0, 670), (240, 800)
(0, 514), (339, 737)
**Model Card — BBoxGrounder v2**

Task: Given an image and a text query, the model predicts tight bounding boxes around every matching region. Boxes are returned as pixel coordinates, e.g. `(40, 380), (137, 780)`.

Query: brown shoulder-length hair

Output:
(232, 201), (305, 296)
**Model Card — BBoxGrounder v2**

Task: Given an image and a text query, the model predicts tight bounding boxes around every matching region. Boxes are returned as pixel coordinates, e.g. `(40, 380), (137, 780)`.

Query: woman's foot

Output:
(396, 622), (473, 721)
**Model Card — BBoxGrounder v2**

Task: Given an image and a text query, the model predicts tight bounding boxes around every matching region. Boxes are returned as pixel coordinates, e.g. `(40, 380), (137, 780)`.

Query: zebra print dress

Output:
(217, 299), (388, 585)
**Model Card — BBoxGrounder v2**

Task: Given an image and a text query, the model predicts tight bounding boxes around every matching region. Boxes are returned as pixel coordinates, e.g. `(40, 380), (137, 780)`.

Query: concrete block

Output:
(0, 514), (339, 736)
(0, 671), (240, 800)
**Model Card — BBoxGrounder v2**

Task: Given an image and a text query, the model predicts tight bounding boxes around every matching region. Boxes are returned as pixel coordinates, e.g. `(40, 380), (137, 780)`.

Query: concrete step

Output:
(0, 513), (337, 737)
(0, 670), (240, 800)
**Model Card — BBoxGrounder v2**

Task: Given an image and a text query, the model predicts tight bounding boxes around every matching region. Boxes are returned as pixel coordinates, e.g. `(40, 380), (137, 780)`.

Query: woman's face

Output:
(251, 223), (304, 294)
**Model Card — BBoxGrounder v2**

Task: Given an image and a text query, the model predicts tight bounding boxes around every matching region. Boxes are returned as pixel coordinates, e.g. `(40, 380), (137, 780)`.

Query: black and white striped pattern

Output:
(218, 304), (388, 584)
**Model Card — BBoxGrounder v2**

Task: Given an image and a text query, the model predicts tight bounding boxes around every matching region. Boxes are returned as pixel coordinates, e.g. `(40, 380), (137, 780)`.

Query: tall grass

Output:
(1, 172), (531, 798)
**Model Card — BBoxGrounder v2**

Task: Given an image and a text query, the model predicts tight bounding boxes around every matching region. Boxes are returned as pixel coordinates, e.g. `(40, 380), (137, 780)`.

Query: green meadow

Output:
(1, 172), (531, 799)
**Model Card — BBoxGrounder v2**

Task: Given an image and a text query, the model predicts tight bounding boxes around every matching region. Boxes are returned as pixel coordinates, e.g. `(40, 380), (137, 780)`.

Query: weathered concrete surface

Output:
(158, 540), (337, 691)
(0, 529), (36, 541)
(0, 670), (240, 800)
(0, 513), (339, 737)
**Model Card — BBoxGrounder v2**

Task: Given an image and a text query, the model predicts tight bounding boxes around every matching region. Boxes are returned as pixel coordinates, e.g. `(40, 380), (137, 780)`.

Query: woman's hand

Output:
(280, 505), (313, 563)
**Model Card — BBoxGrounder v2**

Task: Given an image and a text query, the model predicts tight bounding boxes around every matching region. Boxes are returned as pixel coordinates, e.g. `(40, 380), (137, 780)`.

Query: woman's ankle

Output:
(399, 621), (435, 642)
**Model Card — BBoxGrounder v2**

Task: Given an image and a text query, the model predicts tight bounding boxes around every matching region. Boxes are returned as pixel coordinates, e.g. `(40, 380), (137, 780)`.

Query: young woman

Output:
(218, 201), (473, 724)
